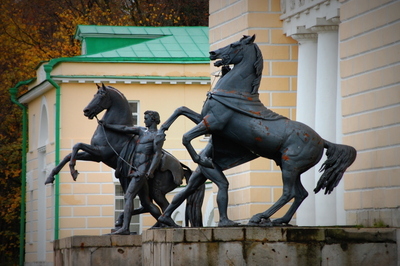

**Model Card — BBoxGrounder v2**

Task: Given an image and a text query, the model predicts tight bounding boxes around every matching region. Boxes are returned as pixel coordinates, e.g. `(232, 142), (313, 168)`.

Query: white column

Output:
(335, 24), (346, 225)
(292, 32), (318, 226)
(312, 25), (340, 225)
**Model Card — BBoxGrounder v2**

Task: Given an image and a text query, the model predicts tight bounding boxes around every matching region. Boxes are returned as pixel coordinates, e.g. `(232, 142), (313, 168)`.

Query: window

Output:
(115, 183), (141, 234)
(129, 101), (139, 126)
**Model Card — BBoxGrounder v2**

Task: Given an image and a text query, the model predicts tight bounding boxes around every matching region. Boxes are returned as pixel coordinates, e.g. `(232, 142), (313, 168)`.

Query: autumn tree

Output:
(123, 0), (208, 26)
(0, 0), (208, 264)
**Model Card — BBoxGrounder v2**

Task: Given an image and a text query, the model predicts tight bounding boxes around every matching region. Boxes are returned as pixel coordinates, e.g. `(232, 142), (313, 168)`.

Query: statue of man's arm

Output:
(102, 123), (143, 135)
(146, 131), (166, 178)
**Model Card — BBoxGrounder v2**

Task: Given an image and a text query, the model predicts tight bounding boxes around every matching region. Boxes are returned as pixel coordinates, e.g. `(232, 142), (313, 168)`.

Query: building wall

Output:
(339, 0), (400, 227)
(209, 0), (299, 224)
(210, 0), (400, 227)
(25, 89), (57, 264)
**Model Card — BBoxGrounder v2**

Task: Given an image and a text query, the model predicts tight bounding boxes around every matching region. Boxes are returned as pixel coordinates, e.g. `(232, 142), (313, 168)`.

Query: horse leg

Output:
(116, 172), (176, 229)
(200, 164), (238, 226)
(148, 193), (170, 228)
(161, 106), (202, 131)
(159, 169), (207, 227)
(182, 122), (214, 168)
(249, 164), (298, 225)
(114, 206), (148, 229)
(115, 204), (146, 224)
(153, 192), (170, 212)
(45, 151), (101, 184)
(137, 183), (163, 228)
(69, 143), (101, 181)
(45, 155), (71, 184)
(272, 175), (308, 225)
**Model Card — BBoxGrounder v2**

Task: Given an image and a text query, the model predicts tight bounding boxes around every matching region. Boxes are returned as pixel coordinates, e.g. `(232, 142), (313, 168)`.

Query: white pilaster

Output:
(292, 32), (318, 226)
(312, 25), (340, 225)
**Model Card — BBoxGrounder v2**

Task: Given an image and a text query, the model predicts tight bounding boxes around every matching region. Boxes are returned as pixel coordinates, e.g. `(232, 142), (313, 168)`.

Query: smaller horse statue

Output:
(45, 84), (204, 229)
(159, 35), (357, 226)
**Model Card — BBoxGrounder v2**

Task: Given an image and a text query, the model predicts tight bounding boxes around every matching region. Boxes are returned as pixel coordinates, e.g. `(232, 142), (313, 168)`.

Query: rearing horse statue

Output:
(160, 35), (357, 226)
(45, 84), (204, 229)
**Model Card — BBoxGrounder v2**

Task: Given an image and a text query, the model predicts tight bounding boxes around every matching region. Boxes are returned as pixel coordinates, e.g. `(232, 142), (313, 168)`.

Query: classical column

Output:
(312, 25), (341, 225)
(291, 32), (318, 226)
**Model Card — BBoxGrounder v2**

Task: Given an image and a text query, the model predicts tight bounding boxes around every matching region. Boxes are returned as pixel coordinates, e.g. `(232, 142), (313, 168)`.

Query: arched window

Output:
(38, 99), (49, 148)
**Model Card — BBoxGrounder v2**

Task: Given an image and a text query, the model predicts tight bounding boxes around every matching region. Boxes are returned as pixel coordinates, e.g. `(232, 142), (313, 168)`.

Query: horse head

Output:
(83, 83), (112, 120)
(210, 35), (263, 94)
(209, 35), (256, 67)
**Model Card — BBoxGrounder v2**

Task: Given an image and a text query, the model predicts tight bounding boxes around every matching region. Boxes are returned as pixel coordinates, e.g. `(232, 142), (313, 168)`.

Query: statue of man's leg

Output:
(158, 169), (207, 227)
(112, 174), (147, 235)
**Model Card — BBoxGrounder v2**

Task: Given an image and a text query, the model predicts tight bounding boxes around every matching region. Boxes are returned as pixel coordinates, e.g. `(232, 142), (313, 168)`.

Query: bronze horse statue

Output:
(159, 35), (357, 226)
(45, 84), (204, 228)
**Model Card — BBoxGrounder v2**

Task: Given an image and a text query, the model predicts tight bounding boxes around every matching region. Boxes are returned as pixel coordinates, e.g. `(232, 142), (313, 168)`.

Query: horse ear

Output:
(97, 83), (107, 93)
(246, 34), (256, 44)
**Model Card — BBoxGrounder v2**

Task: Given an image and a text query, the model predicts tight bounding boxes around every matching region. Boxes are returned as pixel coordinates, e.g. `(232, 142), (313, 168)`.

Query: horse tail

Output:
(181, 165), (205, 227)
(314, 140), (357, 195)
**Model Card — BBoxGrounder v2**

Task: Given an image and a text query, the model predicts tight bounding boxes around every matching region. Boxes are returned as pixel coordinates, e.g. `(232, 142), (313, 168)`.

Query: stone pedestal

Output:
(54, 227), (399, 266)
(54, 235), (142, 266)
(142, 227), (399, 266)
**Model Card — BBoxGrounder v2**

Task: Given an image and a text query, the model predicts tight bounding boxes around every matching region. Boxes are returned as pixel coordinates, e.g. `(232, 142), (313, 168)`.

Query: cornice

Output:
(18, 76), (210, 104)
(280, 0), (340, 36)
(51, 76), (210, 85)
(18, 80), (56, 104)
(311, 25), (339, 33)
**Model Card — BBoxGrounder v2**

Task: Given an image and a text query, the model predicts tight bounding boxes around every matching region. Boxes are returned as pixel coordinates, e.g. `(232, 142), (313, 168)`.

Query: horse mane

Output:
(105, 85), (128, 102)
(251, 44), (263, 94)
(103, 85), (133, 124)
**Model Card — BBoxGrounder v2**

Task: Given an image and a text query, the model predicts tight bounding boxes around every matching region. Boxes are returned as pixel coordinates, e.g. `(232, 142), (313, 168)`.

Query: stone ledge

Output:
(55, 234), (142, 249)
(54, 227), (399, 266)
(142, 226), (398, 243)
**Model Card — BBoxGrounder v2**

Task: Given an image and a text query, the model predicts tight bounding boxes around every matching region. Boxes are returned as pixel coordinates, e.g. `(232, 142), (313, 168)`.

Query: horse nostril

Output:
(209, 51), (216, 55)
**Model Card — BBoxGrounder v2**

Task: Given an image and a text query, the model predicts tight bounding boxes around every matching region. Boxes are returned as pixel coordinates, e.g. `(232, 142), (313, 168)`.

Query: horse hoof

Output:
(271, 219), (292, 226)
(44, 176), (55, 185)
(150, 221), (169, 229)
(259, 218), (273, 226)
(72, 170), (79, 181)
(248, 213), (263, 224)
(248, 218), (273, 227)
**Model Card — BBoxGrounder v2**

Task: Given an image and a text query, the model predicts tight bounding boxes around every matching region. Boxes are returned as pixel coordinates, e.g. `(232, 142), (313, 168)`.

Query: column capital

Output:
(291, 33), (318, 43)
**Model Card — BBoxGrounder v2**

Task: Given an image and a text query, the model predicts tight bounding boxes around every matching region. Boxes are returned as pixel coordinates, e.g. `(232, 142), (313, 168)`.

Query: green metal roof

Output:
(74, 25), (209, 62)
(75, 25), (172, 38)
